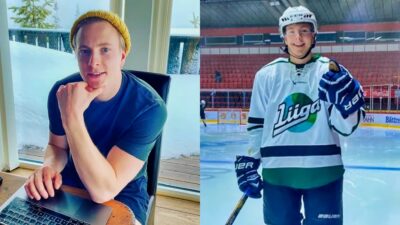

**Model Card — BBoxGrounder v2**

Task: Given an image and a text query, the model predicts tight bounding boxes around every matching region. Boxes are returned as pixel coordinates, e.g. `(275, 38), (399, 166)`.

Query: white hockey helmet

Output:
(279, 6), (318, 38)
(201, 100), (206, 104)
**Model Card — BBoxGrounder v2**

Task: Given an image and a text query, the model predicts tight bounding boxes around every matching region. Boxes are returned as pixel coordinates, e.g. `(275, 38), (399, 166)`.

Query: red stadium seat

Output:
(201, 52), (400, 88)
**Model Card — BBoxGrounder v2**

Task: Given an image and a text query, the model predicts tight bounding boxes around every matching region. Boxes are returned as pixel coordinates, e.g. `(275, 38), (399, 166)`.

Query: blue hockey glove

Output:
(234, 155), (262, 199)
(334, 82), (364, 118)
(318, 60), (365, 118)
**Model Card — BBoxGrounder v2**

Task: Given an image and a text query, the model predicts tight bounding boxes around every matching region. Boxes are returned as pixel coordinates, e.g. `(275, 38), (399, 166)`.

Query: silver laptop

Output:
(0, 185), (112, 225)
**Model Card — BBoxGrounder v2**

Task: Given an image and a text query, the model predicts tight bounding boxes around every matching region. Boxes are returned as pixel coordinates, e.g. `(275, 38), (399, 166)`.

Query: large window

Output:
(168, 0), (200, 75)
(5, 0), (110, 162)
(2, 0), (200, 196)
(159, 0), (200, 193)
(0, 0), (201, 204)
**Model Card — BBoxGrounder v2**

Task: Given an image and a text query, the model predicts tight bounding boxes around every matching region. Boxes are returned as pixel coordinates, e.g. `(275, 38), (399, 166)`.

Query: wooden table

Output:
(0, 172), (134, 225)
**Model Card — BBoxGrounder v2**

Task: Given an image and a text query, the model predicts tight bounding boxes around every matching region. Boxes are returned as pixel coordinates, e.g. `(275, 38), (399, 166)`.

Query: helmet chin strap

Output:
(282, 37), (316, 60)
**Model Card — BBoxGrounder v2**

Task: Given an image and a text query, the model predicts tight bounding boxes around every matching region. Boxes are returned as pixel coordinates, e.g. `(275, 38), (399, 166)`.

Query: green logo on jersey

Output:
(273, 93), (320, 137)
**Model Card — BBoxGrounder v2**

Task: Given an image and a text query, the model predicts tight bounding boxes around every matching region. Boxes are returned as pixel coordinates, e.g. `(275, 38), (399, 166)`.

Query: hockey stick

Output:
(225, 189), (249, 225)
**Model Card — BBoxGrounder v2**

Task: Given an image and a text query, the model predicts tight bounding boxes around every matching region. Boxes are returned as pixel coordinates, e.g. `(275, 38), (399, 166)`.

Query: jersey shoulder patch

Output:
(316, 56), (330, 64)
(263, 57), (289, 68)
(255, 57), (289, 80)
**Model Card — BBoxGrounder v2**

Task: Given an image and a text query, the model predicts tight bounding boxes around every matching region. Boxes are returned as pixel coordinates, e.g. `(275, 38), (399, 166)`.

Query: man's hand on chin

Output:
(56, 82), (104, 126)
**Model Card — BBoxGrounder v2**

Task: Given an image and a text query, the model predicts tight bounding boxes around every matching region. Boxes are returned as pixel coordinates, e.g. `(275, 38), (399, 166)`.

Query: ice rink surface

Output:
(201, 124), (400, 225)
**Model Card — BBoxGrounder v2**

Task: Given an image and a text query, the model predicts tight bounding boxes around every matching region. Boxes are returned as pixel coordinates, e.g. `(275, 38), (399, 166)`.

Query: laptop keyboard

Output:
(0, 197), (90, 225)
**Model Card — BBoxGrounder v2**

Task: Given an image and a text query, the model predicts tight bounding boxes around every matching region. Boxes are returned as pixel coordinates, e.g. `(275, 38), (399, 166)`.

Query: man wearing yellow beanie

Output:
(24, 10), (167, 225)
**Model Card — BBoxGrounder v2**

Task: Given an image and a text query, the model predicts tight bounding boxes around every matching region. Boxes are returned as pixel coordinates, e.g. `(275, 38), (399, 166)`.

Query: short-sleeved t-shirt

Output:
(47, 71), (167, 224)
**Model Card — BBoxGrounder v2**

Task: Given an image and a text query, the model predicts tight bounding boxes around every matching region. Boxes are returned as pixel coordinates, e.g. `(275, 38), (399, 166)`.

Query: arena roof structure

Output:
(201, 0), (400, 28)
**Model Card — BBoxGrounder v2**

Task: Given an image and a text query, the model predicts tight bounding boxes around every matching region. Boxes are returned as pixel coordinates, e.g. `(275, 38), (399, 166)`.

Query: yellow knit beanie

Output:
(70, 10), (131, 55)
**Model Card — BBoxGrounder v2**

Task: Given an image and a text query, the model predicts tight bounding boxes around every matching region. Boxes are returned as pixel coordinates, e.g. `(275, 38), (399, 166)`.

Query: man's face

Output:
(75, 20), (126, 90)
(283, 23), (315, 60)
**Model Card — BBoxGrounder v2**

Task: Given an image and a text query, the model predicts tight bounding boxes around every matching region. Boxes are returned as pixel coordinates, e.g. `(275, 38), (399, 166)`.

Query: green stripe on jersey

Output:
(262, 165), (344, 189)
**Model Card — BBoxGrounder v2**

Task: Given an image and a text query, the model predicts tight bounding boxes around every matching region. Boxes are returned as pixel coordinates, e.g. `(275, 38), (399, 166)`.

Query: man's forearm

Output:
(43, 144), (68, 173)
(63, 115), (119, 202)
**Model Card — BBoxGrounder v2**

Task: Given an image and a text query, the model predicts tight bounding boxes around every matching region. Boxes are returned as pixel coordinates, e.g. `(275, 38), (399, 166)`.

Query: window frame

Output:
(0, 0), (19, 171)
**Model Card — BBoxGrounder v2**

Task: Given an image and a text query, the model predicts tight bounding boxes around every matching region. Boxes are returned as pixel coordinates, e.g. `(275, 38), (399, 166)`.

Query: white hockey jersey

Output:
(248, 55), (364, 189)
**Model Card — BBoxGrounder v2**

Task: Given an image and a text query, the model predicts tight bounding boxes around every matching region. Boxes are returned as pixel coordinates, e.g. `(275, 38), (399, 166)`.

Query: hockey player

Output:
(201, 99), (208, 127)
(235, 6), (364, 225)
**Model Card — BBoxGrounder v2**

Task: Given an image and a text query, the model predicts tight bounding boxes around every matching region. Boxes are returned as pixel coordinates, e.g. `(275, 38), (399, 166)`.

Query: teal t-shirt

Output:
(48, 71), (167, 224)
